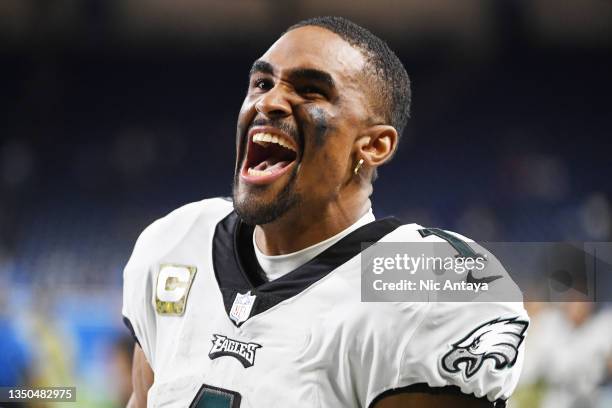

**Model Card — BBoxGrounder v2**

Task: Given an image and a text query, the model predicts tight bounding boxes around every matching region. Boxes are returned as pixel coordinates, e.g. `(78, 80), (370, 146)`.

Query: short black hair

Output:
(287, 16), (411, 137)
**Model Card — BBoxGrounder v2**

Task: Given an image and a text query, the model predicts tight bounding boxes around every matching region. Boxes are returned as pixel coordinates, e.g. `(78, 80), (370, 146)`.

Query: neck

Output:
(254, 193), (372, 255)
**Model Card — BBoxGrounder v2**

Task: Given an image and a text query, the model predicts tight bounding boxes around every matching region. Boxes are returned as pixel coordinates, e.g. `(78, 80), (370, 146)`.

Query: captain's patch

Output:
(154, 264), (197, 315)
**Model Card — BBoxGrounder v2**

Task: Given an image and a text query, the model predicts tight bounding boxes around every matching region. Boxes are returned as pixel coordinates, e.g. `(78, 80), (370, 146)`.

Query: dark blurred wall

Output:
(1, 0), (611, 287)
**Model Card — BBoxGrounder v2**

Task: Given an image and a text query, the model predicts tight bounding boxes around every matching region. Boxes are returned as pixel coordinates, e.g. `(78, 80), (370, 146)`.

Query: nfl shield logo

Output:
(230, 291), (256, 325)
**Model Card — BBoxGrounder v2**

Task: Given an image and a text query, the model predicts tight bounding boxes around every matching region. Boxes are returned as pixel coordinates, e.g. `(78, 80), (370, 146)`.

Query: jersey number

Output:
(418, 228), (479, 258)
(190, 384), (241, 408)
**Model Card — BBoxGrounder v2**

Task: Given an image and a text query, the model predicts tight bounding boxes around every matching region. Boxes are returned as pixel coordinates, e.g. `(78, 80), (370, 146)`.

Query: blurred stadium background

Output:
(1, 1), (611, 407)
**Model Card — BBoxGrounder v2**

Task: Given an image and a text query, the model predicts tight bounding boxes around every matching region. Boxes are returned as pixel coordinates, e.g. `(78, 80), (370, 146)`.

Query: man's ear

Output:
(354, 125), (398, 168)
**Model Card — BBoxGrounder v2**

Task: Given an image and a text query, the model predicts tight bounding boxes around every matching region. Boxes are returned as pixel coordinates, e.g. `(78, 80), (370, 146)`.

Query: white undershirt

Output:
(253, 209), (376, 281)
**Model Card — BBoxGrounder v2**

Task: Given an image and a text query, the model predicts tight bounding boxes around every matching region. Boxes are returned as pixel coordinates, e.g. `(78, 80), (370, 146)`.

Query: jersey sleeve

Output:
(402, 301), (528, 403)
(365, 226), (529, 406)
(364, 301), (528, 407)
(122, 221), (160, 368)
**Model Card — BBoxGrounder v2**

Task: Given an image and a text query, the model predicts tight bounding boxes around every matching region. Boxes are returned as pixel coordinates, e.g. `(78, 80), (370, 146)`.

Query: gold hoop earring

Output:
(353, 158), (364, 175)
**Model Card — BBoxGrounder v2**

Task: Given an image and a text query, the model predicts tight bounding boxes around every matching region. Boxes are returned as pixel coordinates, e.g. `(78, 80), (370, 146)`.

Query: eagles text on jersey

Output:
(122, 198), (529, 407)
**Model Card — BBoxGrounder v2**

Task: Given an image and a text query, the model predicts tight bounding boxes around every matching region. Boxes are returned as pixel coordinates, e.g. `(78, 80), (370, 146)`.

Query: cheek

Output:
(237, 98), (256, 132)
(295, 104), (354, 185)
(299, 147), (349, 197)
(297, 105), (337, 148)
(236, 97), (257, 150)
(309, 106), (332, 148)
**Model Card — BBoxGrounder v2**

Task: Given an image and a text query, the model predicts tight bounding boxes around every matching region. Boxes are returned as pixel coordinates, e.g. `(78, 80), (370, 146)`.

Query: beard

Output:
(232, 168), (302, 226)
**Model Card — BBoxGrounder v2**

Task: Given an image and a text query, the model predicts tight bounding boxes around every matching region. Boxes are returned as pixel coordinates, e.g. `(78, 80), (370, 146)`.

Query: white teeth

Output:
(247, 167), (272, 177)
(252, 133), (296, 152)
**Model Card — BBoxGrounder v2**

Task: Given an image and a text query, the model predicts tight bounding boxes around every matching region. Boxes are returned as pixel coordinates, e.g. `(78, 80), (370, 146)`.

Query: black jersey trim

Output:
(368, 383), (506, 408)
(122, 316), (141, 348)
(212, 211), (401, 326)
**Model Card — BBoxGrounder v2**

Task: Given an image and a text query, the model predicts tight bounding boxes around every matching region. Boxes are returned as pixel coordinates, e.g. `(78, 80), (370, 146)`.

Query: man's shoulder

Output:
(358, 300), (527, 332)
(374, 221), (525, 303)
(384, 222), (476, 244)
(161, 197), (232, 226)
(125, 197), (233, 268)
(383, 223), (504, 267)
(144, 196), (231, 237)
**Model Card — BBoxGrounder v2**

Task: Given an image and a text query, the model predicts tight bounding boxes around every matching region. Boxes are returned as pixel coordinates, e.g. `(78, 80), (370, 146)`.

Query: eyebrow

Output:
(287, 68), (335, 89)
(249, 60), (274, 76)
(249, 60), (336, 89)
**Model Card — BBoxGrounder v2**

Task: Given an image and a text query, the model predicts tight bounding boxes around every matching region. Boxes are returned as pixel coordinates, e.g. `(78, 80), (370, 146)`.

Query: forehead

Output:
(259, 26), (366, 81)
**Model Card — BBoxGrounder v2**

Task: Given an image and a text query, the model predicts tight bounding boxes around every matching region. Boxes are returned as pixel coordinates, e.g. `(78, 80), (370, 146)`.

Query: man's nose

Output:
(255, 86), (292, 118)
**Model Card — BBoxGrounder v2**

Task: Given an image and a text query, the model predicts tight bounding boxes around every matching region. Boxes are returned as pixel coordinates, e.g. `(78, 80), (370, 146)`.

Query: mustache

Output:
(249, 118), (300, 144)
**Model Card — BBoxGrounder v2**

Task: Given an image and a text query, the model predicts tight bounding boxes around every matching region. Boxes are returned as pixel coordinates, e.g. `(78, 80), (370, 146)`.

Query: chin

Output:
(232, 167), (302, 226)
(233, 184), (301, 226)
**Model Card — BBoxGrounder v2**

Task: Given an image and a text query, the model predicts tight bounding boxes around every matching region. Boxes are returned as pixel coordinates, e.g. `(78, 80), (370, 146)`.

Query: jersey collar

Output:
(212, 211), (401, 326)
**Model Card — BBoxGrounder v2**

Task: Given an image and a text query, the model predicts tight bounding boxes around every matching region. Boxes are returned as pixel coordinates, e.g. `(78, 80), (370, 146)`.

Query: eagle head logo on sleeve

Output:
(441, 317), (528, 379)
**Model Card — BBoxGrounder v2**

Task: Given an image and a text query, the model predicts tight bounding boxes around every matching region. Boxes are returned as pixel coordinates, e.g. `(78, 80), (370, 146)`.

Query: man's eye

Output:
(299, 86), (325, 97)
(253, 78), (272, 91)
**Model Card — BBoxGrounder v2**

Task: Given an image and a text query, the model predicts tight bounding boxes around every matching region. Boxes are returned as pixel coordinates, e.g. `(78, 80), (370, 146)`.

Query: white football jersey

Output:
(122, 198), (529, 408)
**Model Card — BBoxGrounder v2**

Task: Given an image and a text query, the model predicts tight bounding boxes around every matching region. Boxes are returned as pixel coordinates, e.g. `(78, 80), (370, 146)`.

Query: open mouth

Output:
(240, 130), (299, 185)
